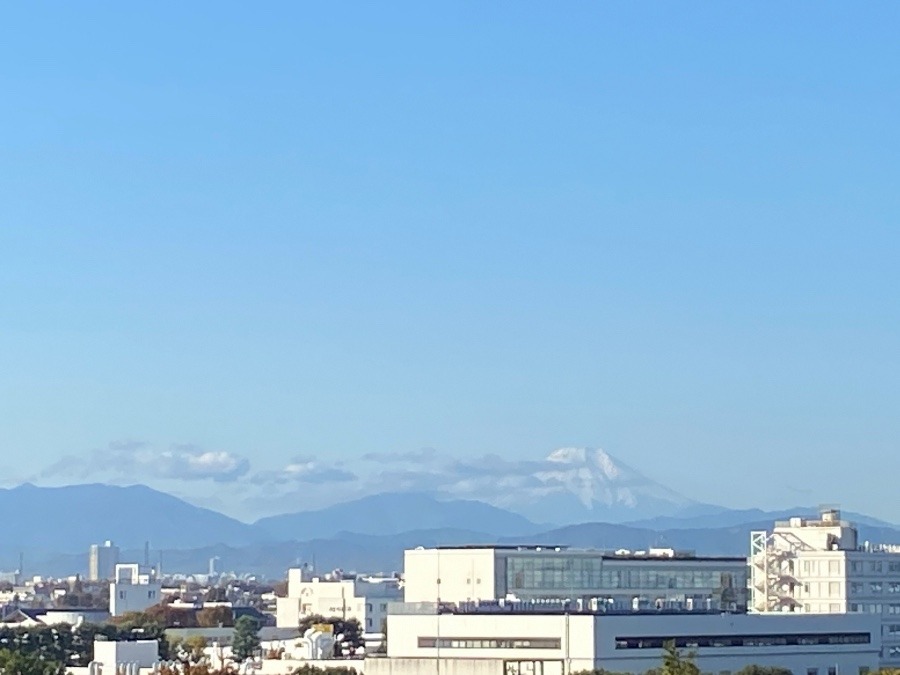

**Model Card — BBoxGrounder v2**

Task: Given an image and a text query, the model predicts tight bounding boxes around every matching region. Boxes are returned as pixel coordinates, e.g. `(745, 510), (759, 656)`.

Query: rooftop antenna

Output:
(144, 541), (150, 567)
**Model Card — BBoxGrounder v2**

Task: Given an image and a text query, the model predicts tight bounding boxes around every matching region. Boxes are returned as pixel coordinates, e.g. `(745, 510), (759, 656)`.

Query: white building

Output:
(276, 569), (402, 633)
(110, 564), (162, 617)
(93, 639), (159, 669)
(405, 546), (748, 612)
(368, 607), (880, 675)
(89, 541), (120, 582)
(751, 508), (900, 666)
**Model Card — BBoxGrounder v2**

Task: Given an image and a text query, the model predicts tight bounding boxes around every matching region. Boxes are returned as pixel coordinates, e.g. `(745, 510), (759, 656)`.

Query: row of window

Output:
(849, 603), (900, 614)
(850, 561), (900, 574)
(614, 632), (871, 650)
(418, 637), (561, 650)
(850, 582), (900, 594)
(506, 557), (743, 592)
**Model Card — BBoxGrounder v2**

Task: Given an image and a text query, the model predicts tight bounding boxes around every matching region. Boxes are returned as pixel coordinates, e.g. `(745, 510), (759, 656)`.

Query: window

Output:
(829, 561), (840, 575)
(366, 603), (372, 612)
(419, 637), (562, 650)
(871, 561), (883, 573)
(872, 582), (884, 594)
(380, 603), (388, 612)
(808, 669), (818, 675)
(613, 633), (870, 650)
(889, 562), (900, 573)
(829, 582), (840, 596)
(851, 582), (864, 594)
(828, 668), (837, 675)
(852, 561), (863, 573)
(119, 591), (125, 599)
(366, 619), (372, 629)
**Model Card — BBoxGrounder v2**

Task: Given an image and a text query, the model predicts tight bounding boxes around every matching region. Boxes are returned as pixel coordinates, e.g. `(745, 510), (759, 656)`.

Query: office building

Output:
(751, 508), (900, 666)
(369, 604), (880, 675)
(89, 540), (120, 581)
(404, 545), (748, 612)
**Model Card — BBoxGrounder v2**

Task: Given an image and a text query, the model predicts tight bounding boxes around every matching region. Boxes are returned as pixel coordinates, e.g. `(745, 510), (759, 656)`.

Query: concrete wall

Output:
(387, 613), (595, 671)
(367, 657), (504, 675)
(93, 640), (159, 668)
(595, 613), (881, 674)
(403, 549), (498, 604)
(385, 611), (881, 675)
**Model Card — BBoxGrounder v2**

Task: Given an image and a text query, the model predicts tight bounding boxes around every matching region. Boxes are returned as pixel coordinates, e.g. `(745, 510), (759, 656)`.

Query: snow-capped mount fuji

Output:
(492, 447), (702, 525)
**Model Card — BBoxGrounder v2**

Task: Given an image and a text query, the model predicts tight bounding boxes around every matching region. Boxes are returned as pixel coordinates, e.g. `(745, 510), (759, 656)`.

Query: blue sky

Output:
(1, 3), (898, 522)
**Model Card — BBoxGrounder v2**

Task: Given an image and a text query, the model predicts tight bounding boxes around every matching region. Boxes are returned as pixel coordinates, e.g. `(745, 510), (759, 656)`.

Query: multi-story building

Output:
(276, 568), (402, 633)
(89, 541), (120, 582)
(751, 508), (900, 666)
(110, 564), (162, 617)
(404, 545), (747, 612)
(371, 604), (880, 675)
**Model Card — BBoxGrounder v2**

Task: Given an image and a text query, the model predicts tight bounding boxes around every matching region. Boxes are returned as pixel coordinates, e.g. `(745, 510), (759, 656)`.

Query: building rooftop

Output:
(424, 545), (744, 562)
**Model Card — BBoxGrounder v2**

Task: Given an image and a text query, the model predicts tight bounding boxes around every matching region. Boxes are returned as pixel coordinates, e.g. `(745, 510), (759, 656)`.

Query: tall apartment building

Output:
(276, 568), (403, 633)
(404, 545), (748, 612)
(751, 508), (900, 666)
(89, 540), (120, 581)
(109, 563), (162, 617)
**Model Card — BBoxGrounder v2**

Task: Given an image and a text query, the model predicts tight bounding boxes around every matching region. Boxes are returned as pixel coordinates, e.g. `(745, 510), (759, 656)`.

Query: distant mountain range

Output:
(4, 447), (900, 579)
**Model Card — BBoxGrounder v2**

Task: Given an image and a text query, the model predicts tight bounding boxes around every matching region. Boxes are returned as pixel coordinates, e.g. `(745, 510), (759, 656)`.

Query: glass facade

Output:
(502, 554), (747, 610)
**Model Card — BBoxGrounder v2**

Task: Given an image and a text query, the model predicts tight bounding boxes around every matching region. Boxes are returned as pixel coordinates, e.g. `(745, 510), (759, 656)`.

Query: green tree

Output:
(735, 667), (792, 675)
(659, 641), (700, 675)
(232, 616), (260, 662)
(0, 647), (64, 675)
(291, 666), (358, 675)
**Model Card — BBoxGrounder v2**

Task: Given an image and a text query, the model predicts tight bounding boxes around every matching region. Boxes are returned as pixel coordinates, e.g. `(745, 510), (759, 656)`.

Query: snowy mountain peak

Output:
(518, 446), (693, 522)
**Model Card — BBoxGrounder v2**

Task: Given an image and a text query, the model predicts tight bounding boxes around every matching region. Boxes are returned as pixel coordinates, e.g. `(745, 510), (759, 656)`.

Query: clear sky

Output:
(1, 3), (898, 522)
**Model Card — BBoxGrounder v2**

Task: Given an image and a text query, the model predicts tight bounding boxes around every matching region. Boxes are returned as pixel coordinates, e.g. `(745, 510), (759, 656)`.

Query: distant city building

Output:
(109, 564), (162, 617)
(89, 540), (120, 581)
(404, 545), (747, 612)
(276, 568), (402, 633)
(751, 507), (900, 667)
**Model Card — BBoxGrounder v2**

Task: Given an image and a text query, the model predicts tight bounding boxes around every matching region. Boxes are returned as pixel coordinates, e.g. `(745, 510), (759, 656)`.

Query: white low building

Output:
(110, 564), (163, 617)
(368, 606), (881, 675)
(276, 569), (402, 633)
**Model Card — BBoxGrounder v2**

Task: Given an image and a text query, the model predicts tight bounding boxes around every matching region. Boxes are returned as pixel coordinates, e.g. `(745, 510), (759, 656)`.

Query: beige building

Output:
(751, 508), (900, 666)
(276, 569), (402, 633)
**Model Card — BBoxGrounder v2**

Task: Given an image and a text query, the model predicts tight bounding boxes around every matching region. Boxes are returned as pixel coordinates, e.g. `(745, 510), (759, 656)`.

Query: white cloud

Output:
(39, 441), (250, 483)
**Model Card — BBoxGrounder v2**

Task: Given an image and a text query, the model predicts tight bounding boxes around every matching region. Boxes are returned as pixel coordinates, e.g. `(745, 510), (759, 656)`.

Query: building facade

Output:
(751, 508), (900, 666)
(89, 540), (120, 582)
(370, 608), (880, 675)
(404, 546), (747, 612)
(276, 569), (402, 633)
(110, 564), (162, 617)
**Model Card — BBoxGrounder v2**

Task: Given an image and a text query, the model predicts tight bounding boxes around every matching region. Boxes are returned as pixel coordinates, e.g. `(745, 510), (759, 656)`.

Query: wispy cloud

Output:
(38, 441), (250, 483)
(252, 456), (357, 486)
